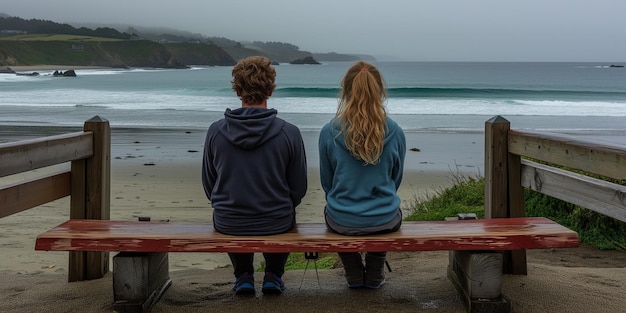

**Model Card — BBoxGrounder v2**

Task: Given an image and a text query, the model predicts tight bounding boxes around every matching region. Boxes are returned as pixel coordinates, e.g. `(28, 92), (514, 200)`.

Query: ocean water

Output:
(1, 62), (625, 137)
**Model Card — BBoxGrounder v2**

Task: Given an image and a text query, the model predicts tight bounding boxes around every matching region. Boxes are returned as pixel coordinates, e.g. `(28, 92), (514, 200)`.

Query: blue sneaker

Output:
(233, 272), (255, 295)
(261, 272), (285, 295)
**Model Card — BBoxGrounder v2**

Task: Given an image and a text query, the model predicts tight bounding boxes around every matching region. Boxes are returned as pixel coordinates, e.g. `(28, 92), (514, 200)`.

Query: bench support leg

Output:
(447, 251), (511, 313)
(113, 252), (171, 313)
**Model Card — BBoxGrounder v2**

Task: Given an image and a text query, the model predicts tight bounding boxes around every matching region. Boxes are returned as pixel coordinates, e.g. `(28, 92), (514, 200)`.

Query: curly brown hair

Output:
(231, 56), (276, 104)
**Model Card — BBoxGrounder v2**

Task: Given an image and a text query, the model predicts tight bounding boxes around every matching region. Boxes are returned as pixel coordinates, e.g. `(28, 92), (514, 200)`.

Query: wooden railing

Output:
(0, 116), (110, 282)
(485, 115), (626, 274)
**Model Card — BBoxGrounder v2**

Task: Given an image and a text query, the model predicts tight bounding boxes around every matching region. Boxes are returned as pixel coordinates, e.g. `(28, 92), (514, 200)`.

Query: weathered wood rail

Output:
(0, 116), (111, 281)
(485, 115), (626, 274)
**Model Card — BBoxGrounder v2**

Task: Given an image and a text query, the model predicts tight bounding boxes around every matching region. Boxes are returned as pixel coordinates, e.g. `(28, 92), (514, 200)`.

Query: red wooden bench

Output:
(36, 217), (578, 313)
(36, 217), (578, 252)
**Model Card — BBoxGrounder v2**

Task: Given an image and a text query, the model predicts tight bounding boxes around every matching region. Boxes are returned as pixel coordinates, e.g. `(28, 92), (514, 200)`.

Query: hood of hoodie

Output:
(217, 107), (284, 150)
(328, 116), (398, 150)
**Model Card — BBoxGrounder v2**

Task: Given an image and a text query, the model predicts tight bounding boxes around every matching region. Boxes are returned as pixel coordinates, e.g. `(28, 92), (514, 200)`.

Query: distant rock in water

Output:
(290, 56), (320, 65)
(16, 71), (39, 76)
(1, 66), (39, 76)
(53, 69), (77, 77)
(0, 66), (15, 74)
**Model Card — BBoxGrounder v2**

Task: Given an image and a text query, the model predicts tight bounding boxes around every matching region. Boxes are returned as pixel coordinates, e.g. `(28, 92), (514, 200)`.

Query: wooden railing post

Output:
(485, 116), (510, 219)
(485, 116), (527, 274)
(68, 116), (110, 281)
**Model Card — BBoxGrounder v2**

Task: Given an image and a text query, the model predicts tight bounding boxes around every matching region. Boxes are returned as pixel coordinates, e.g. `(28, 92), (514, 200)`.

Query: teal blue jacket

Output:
(319, 117), (406, 228)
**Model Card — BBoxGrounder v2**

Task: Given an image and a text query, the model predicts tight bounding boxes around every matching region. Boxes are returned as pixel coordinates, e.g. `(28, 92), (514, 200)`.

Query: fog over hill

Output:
(3, 1), (626, 62)
(69, 22), (373, 61)
(0, 14), (373, 64)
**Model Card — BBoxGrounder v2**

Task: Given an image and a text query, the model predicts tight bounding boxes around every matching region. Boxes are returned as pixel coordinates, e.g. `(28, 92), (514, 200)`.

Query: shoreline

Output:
(7, 65), (115, 72)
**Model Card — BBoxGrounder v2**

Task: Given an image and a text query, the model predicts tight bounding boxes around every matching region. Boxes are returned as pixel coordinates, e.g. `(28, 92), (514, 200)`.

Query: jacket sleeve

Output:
(287, 128), (308, 208)
(201, 130), (217, 201)
(318, 125), (334, 194)
(392, 127), (406, 190)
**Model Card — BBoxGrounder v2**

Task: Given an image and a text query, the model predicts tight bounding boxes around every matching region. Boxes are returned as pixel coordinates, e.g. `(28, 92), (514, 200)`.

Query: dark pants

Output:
(339, 251), (386, 258)
(228, 252), (289, 278)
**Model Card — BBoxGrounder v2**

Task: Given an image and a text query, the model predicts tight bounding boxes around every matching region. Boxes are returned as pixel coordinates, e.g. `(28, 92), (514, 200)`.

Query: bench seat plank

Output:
(35, 217), (579, 253)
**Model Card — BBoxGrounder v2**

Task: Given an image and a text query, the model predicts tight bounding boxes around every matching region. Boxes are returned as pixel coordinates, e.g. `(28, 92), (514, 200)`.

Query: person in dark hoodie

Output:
(319, 61), (406, 289)
(202, 56), (307, 295)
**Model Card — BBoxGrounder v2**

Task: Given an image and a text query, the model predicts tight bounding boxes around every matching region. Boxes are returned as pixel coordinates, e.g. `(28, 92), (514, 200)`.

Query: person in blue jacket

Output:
(202, 56), (307, 295)
(319, 61), (406, 289)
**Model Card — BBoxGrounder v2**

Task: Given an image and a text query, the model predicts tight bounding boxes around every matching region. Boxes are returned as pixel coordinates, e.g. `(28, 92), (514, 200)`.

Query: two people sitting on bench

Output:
(202, 57), (406, 294)
(201, 56), (308, 295)
(319, 61), (407, 288)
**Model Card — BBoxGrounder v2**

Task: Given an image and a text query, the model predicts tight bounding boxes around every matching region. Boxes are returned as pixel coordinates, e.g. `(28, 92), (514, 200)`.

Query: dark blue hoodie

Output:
(202, 107), (307, 235)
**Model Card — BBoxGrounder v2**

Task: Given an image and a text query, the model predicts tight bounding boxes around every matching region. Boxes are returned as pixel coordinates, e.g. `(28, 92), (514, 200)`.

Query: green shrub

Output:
(404, 174), (484, 221)
(525, 190), (626, 250)
(405, 173), (626, 250)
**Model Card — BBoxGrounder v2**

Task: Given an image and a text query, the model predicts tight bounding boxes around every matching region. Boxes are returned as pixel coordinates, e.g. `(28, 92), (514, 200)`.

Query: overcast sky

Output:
(4, 0), (626, 62)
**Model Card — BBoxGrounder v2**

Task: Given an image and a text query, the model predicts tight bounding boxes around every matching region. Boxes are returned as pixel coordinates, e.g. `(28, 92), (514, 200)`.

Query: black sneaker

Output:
(233, 272), (255, 295)
(365, 279), (386, 289)
(261, 272), (285, 295)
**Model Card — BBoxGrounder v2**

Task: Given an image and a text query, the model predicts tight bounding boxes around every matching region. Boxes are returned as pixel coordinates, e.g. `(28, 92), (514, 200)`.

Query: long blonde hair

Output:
(336, 61), (387, 165)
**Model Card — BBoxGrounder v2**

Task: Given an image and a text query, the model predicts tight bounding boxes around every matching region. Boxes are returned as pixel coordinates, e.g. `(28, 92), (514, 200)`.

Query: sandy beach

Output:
(1, 127), (626, 312)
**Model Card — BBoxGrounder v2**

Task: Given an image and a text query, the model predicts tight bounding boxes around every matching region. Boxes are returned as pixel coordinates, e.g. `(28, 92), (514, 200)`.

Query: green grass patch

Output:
(522, 159), (626, 250)
(0, 39), (176, 67)
(404, 170), (626, 250)
(524, 190), (626, 250)
(257, 252), (337, 272)
(404, 173), (485, 221)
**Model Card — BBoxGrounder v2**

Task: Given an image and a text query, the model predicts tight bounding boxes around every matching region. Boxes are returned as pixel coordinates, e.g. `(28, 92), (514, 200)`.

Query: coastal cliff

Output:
(0, 15), (373, 68)
(162, 43), (235, 66)
(0, 40), (235, 68)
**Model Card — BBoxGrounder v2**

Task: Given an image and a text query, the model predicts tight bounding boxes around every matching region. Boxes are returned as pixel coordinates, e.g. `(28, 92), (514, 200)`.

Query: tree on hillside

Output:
(0, 16), (130, 39)
(93, 27), (130, 39)
(251, 41), (299, 51)
(208, 37), (242, 48)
